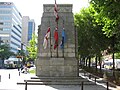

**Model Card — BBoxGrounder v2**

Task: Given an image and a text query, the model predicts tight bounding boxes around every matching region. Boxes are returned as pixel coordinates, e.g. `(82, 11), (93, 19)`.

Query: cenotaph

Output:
(36, 4), (78, 77)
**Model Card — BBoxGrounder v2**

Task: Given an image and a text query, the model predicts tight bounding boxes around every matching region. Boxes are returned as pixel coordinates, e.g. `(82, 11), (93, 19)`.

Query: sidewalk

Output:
(79, 69), (119, 90)
(0, 69), (117, 90)
(0, 69), (34, 90)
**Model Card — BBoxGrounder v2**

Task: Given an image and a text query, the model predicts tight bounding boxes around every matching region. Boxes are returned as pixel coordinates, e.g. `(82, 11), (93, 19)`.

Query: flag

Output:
(60, 28), (66, 49)
(54, 0), (59, 22)
(43, 27), (50, 49)
(54, 27), (58, 49)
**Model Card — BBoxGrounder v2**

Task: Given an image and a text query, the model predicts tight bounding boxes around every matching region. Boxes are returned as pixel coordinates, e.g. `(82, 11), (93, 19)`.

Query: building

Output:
(21, 16), (30, 46)
(0, 2), (22, 54)
(22, 17), (35, 56)
(22, 17), (35, 47)
(28, 19), (35, 41)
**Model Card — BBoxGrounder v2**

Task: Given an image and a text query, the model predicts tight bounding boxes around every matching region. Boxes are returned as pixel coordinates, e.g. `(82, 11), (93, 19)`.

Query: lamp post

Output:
(17, 47), (21, 71)
(0, 37), (1, 45)
(20, 43), (26, 65)
(0, 37), (3, 45)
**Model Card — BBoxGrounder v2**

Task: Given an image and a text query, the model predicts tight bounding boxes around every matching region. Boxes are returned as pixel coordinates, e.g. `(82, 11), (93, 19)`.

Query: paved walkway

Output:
(0, 69), (118, 90)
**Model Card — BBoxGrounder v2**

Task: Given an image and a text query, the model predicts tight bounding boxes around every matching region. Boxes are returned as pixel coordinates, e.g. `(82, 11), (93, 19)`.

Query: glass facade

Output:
(28, 20), (35, 41)
(0, 2), (22, 54)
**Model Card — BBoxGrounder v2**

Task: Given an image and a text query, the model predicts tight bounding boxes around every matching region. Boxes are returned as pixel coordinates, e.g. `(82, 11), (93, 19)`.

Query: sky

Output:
(0, 0), (89, 31)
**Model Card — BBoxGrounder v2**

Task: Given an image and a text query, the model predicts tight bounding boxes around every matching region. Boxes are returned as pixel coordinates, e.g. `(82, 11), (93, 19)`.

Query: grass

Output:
(28, 69), (35, 74)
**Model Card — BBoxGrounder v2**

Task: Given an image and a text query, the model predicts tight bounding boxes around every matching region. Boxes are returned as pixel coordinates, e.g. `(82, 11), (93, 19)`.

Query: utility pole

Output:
(21, 43), (23, 50)
(0, 37), (1, 45)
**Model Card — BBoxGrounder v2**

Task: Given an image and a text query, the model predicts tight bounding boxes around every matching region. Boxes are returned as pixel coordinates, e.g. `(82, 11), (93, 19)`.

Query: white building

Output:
(22, 16), (30, 46)
(0, 2), (22, 54)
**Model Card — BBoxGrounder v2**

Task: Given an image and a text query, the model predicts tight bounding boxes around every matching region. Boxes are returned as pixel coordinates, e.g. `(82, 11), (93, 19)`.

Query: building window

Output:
(13, 25), (21, 33)
(0, 16), (11, 20)
(3, 28), (10, 31)
(0, 6), (11, 8)
(0, 22), (3, 25)
(11, 35), (21, 42)
(4, 22), (11, 25)
(0, 28), (3, 31)
(0, 10), (11, 14)
(12, 29), (21, 38)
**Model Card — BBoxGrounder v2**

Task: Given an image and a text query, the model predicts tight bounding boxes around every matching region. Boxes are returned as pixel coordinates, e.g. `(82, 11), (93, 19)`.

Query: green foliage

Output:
(26, 33), (37, 61)
(90, 0), (120, 37)
(0, 44), (14, 60)
(115, 53), (120, 59)
(28, 69), (35, 74)
(89, 0), (120, 56)
(74, 5), (111, 57)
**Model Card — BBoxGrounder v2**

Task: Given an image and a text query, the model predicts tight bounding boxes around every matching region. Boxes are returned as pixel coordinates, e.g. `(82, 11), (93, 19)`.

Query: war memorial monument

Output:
(36, 4), (78, 77)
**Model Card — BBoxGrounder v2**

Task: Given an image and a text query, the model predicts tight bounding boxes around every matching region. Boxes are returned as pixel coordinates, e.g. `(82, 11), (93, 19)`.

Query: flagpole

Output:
(49, 17), (52, 58)
(54, 0), (59, 58)
(62, 19), (64, 58)
(57, 22), (58, 58)
(55, 0), (56, 4)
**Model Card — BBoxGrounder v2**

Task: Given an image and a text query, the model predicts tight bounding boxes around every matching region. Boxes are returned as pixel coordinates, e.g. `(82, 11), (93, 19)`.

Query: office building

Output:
(22, 17), (35, 47)
(0, 2), (22, 54)
(22, 16), (30, 46)
(28, 19), (35, 41)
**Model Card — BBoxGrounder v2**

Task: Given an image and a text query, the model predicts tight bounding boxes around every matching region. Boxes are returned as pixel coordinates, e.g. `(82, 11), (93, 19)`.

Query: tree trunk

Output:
(98, 56), (102, 72)
(85, 58), (88, 66)
(88, 57), (91, 68)
(95, 56), (97, 71)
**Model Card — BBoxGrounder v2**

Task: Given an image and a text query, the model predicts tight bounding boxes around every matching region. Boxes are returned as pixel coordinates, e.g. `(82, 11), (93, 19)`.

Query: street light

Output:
(0, 37), (3, 45)
(17, 47), (21, 71)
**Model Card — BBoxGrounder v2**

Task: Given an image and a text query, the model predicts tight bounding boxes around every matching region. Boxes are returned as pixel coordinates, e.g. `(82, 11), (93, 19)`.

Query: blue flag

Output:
(60, 28), (66, 49)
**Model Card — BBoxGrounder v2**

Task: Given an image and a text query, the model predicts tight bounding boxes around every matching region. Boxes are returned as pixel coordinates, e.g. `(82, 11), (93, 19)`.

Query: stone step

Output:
(30, 76), (89, 83)
(31, 76), (84, 80)
(17, 76), (96, 85)
(24, 79), (88, 82)
(17, 81), (96, 85)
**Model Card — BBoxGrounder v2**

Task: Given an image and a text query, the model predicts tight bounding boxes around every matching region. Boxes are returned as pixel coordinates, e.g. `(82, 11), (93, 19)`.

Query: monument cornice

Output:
(43, 4), (73, 12)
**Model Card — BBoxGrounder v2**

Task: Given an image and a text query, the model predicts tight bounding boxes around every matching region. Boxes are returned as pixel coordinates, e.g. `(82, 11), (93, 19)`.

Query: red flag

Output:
(43, 27), (50, 49)
(54, 27), (58, 49)
(54, 0), (59, 22)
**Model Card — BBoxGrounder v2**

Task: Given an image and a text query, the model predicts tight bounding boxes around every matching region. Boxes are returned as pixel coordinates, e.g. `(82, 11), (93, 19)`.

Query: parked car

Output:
(4, 57), (22, 69)
(103, 59), (120, 70)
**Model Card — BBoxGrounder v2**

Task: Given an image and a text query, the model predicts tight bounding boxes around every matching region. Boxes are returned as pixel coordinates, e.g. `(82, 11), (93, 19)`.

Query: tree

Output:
(90, 0), (120, 76)
(0, 44), (14, 67)
(90, 0), (120, 51)
(74, 6), (111, 58)
(90, 0), (120, 37)
(26, 33), (37, 61)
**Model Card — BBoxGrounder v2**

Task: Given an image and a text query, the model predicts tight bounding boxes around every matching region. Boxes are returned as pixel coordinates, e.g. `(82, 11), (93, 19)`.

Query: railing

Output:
(80, 69), (117, 90)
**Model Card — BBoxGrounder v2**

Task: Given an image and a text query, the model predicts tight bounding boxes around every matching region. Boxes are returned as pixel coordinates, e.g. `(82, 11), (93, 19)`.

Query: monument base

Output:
(36, 57), (78, 77)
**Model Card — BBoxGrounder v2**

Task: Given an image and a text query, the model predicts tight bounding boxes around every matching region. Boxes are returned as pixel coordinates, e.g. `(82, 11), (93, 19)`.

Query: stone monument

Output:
(36, 4), (78, 77)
